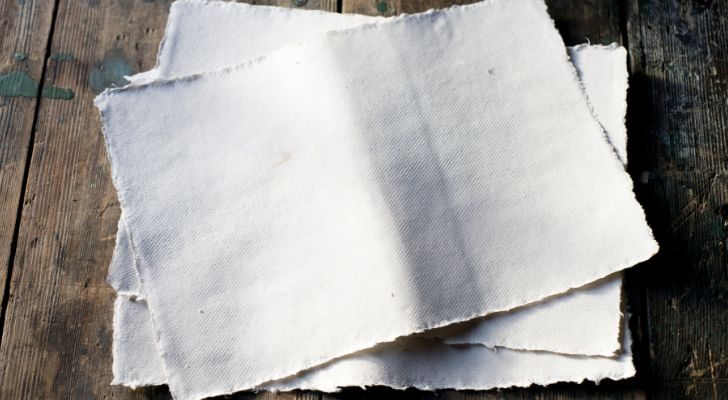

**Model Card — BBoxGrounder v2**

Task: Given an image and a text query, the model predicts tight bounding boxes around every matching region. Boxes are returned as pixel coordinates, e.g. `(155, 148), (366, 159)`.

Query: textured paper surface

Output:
(111, 38), (634, 389)
(98, 0), (656, 398)
(443, 43), (631, 351)
(113, 0), (630, 357)
(113, 294), (635, 393)
(110, 217), (624, 357)
(112, 296), (167, 387)
(568, 44), (629, 164)
(108, 218), (143, 297)
(262, 318), (635, 392)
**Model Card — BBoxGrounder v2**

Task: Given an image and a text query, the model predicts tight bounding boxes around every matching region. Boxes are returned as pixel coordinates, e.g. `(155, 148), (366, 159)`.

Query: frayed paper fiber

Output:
(98, 0), (656, 399)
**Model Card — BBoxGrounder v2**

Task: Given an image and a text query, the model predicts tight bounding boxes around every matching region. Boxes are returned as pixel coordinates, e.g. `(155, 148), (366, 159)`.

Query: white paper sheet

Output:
(113, 0), (631, 358)
(112, 296), (167, 387)
(261, 319), (635, 392)
(110, 216), (625, 357)
(110, 37), (634, 391)
(108, 217), (142, 297)
(568, 44), (630, 164)
(98, 0), (656, 398)
(113, 294), (635, 392)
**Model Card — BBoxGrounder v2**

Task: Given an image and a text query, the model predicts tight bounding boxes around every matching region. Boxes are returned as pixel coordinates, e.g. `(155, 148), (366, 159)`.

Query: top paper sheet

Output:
(97, 0), (657, 398)
(115, 0), (629, 358)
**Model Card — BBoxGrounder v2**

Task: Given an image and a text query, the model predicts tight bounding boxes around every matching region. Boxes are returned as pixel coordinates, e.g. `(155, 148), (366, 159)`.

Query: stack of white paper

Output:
(96, 1), (657, 399)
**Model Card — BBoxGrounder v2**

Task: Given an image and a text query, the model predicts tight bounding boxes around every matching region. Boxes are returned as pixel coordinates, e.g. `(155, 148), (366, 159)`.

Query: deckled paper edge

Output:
(112, 293), (635, 394)
(438, 273), (624, 356)
(568, 43), (630, 164)
(126, 0), (386, 86)
(259, 313), (636, 392)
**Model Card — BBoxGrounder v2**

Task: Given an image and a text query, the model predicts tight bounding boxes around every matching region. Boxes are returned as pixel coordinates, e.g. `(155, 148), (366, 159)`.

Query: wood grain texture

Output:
(325, 384), (647, 400)
(544, 0), (622, 46)
(0, 0), (56, 329)
(249, 0), (337, 11)
(0, 0), (171, 398)
(343, 0), (623, 46)
(624, 0), (728, 398)
(342, 0), (476, 16)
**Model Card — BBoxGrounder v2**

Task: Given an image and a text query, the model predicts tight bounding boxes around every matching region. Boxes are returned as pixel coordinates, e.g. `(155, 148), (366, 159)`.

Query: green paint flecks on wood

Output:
(89, 48), (133, 94)
(50, 53), (76, 62)
(14, 52), (27, 61)
(0, 71), (37, 97)
(41, 85), (74, 100)
(376, 1), (388, 14)
(0, 71), (74, 100)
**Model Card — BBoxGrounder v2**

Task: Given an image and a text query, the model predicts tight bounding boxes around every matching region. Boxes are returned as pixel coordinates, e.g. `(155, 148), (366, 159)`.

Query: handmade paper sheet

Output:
(98, 0), (656, 398)
(111, 220), (625, 359)
(113, 295), (635, 392)
(111, 39), (634, 391)
(114, 0), (630, 358)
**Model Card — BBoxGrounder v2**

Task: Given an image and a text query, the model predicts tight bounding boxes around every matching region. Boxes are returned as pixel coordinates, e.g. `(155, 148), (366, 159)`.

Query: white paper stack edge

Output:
(96, 1), (657, 399)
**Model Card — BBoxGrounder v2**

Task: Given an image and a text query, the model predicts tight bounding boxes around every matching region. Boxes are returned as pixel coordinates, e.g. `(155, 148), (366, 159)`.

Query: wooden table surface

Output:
(0, 0), (725, 399)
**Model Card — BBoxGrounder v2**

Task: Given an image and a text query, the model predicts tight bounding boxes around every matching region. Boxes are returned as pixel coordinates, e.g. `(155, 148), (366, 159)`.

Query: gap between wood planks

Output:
(0, 0), (62, 349)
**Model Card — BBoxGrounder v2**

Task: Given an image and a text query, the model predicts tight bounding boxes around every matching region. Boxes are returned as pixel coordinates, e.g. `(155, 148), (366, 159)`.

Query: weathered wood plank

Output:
(235, 391), (321, 400)
(624, 0), (728, 399)
(252, 0), (337, 11)
(340, 0), (623, 48)
(0, 0), (172, 398)
(342, 0), (476, 16)
(545, 0), (622, 46)
(324, 384), (646, 400)
(343, 0), (622, 46)
(0, 0), (56, 331)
